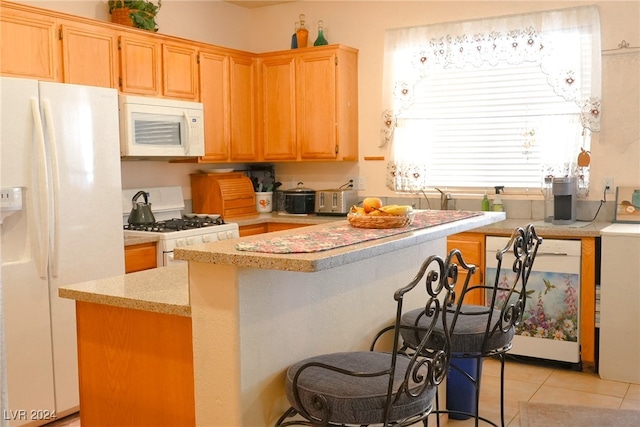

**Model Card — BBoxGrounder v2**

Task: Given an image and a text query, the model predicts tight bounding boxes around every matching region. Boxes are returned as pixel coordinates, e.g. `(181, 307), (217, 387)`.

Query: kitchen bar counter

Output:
(173, 210), (505, 426)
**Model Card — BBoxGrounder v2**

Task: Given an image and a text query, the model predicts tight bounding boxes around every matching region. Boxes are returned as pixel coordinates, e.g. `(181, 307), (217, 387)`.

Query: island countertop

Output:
(59, 264), (190, 317)
(174, 210), (507, 272)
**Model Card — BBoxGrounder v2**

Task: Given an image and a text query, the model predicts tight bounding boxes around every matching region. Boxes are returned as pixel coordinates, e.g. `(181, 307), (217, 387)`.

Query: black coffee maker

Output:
(552, 176), (577, 225)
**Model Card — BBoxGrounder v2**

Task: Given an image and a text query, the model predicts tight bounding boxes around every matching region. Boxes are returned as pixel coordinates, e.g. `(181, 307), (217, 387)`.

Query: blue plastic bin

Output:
(446, 357), (483, 420)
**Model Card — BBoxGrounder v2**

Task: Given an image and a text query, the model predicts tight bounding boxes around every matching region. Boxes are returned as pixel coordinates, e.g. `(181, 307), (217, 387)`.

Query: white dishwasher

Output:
(486, 237), (582, 364)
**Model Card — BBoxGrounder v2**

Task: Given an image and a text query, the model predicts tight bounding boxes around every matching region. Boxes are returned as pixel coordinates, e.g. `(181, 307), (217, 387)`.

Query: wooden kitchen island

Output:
(60, 210), (505, 427)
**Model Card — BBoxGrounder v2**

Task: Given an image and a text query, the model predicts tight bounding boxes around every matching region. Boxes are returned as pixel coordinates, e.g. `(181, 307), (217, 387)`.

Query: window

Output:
(380, 7), (601, 197)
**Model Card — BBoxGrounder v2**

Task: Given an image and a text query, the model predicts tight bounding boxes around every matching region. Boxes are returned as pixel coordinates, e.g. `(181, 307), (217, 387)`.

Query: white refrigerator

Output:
(0, 77), (125, 426)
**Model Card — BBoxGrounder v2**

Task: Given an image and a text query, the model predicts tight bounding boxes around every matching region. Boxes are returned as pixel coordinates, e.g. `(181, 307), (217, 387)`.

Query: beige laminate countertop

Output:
(473, 219), (611, 238)
(59, 264), (189, 317)
(227, 212), (344, 227)
(124, 234), (159, 246)
(174, 211), (507, 272)
(76, 214), (609, 316)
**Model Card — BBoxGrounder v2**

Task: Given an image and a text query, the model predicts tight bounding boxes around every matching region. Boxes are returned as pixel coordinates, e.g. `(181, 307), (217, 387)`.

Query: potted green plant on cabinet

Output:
(108, 0), (162, 32)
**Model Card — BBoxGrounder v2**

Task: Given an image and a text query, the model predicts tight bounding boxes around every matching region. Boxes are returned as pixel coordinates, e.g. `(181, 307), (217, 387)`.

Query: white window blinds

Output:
(380, 6), (601, 196)
(396, 60), (585, 188)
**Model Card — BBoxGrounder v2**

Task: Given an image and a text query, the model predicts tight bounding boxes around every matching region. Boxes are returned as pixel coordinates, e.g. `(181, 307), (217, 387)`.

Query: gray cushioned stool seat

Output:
(401, 305), (515, 354)
(285, 351), (436, 425)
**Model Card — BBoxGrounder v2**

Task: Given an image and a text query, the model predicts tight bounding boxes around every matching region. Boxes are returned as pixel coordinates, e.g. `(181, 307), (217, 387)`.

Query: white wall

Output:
(17, 1), (640, 208)
(247, 1), (640, 202)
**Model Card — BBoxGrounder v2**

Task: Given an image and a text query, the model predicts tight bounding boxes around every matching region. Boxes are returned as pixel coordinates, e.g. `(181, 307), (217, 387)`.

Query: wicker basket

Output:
(111, 8), (135, 27)
(347, 212), (414, 229)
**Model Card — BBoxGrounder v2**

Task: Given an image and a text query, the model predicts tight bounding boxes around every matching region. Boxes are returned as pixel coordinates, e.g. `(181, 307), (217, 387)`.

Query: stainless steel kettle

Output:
(128, 191), (156, 225)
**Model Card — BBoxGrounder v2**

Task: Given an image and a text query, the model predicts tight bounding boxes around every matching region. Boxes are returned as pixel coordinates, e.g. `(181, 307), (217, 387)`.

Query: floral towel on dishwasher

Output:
(235, 210), (483, 254)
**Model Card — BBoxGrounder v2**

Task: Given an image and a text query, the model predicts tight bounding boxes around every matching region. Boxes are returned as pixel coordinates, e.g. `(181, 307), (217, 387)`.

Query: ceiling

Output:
(225, 1), (297, 9)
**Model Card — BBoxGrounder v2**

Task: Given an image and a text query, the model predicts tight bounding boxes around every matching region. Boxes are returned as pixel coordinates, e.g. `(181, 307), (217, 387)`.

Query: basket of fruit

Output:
(348, 198), (414, 229)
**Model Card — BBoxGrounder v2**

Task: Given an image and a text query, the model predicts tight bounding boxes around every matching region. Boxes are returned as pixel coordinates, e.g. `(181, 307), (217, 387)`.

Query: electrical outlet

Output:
(603, 177), (614, 194)
(348, 177), (357, 190)
(357, 177), (366, 191)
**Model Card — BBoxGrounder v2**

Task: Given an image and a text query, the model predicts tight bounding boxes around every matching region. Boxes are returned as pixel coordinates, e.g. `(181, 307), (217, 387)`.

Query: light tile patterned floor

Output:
(429, 357), (640, 426)
(44, 357), (639, 426)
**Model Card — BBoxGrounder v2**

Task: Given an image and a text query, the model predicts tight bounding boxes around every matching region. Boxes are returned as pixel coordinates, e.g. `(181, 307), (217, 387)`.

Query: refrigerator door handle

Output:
(41, 99), (60, 278)
(31, 97), (50, 279)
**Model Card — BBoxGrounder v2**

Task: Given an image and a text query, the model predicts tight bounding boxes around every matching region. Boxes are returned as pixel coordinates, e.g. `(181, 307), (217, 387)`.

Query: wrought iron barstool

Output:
(398, 224), (542, 427)
(274, 249), (476, 427)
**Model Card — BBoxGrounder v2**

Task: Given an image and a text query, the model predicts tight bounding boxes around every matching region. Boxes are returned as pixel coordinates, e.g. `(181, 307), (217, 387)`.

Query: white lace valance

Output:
(380, 6), (601, 196)
(381, 6), (602, 148)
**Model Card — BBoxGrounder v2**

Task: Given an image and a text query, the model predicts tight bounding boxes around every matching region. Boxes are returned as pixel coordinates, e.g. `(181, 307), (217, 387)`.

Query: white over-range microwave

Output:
(119, 95), (204, 158)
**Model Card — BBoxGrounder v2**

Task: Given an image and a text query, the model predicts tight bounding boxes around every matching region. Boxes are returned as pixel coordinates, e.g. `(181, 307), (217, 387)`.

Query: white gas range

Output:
(122, 186), (240, 266)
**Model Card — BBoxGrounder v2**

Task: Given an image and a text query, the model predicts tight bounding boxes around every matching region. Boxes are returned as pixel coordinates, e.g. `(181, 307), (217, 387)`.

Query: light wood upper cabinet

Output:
(162, 42), (198, 100)
(198, 48), (256, 162)
(119, 33), (161, 95)
(257, 45), (358, 162)
(0, 4), (58, 81)
(60, 22), (119, 88)
(0, 2), (117, 88)
(258, 54), (298, 161)
(119, 34), (198, 100)
(0, 2), (359, 164)
(228, 53), (256, 161)
(198, 49), (229, 161)
(296, 50), (338, 160)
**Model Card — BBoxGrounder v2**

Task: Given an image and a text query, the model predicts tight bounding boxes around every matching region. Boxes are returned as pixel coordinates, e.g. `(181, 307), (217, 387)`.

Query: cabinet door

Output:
(0, 6), (58, 81)
(447, 232), (485, 305)
(229, 53), (256, 161)
(119, 34), (161, 95)
(259, 55), (297, 161)
(124, 242), (157, 273)
(296, 50), (338, 160)
(163, 42), (198, 100)
(60, 22), (118, 88)
(199, 50), (230, 161)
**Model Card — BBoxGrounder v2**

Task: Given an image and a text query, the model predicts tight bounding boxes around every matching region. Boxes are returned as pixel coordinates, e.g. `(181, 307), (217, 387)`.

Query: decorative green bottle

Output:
(314, 20), (328, 46)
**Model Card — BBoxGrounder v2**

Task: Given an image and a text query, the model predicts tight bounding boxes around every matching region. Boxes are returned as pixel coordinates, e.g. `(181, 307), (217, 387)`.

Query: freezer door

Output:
(1, 77), (56, 425)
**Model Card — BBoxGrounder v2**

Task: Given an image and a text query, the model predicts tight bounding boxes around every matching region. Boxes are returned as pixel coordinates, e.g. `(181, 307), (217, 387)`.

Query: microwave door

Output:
(129, 111), (185, 156)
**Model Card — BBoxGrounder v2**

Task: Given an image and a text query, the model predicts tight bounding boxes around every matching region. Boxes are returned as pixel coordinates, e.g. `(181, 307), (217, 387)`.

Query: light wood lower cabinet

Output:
(447, 232), (484, 306)
(238, 222), (312, 237)
(124, 242), (157, 273)
(75, 301), (194, 427)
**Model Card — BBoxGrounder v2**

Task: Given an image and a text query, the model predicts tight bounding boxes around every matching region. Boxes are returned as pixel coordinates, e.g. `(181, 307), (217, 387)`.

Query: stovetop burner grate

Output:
(124, 215), (225, 233)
